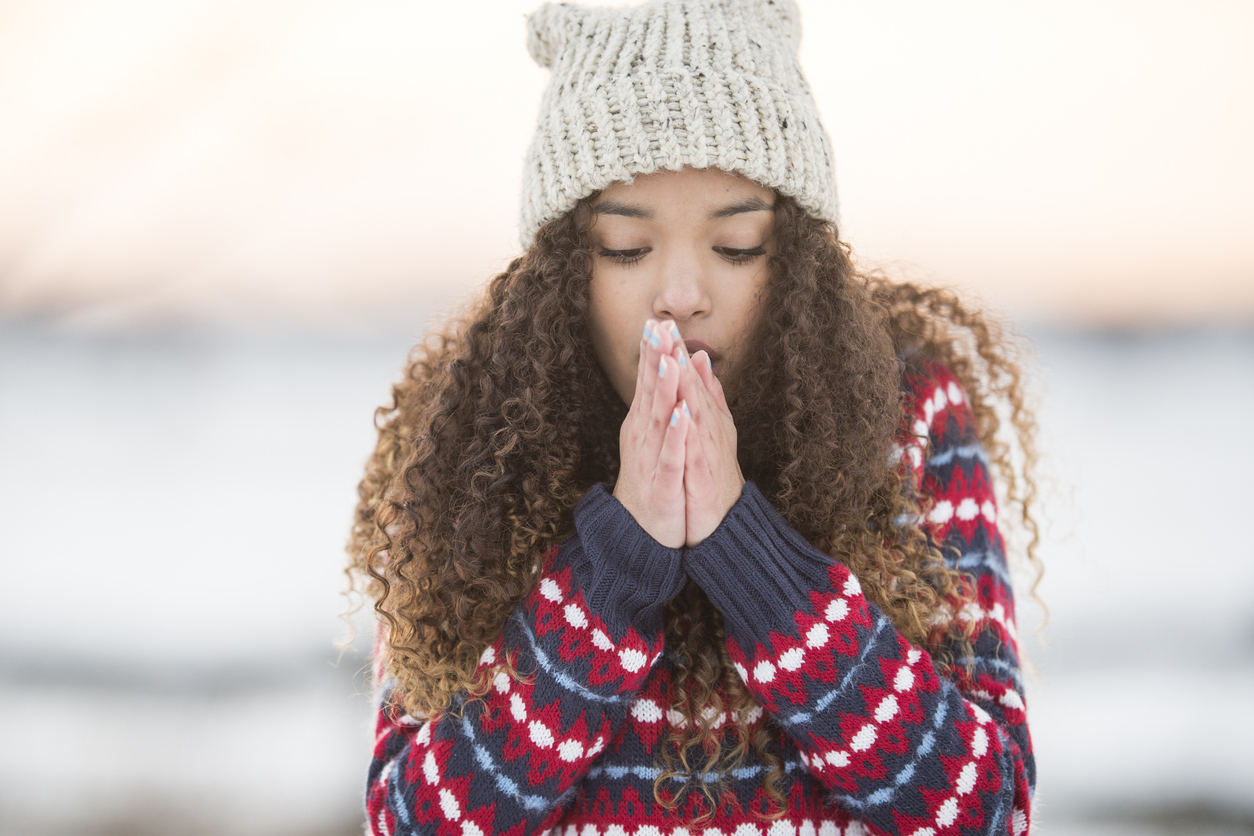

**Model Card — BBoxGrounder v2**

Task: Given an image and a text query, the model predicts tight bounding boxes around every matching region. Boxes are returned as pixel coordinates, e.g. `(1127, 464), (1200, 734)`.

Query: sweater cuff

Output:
(684, 481), (837, 647)
(569, 483), (686, 639)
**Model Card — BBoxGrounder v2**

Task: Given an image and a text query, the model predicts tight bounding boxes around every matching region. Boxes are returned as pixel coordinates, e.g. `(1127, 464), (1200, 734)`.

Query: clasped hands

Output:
(613, 318), (746, 549)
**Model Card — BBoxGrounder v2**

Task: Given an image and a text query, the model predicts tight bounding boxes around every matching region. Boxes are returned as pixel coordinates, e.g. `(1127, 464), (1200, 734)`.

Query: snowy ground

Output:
(1, 320), (1252, 835)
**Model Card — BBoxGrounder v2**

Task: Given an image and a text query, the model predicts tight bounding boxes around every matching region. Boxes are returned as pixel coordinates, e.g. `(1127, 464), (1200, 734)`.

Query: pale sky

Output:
(0, 0), (1251, 329)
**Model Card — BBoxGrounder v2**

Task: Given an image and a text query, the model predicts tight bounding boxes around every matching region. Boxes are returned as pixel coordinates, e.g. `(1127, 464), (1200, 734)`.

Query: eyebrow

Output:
(593, 200), (653, 219)
(592, 196), (774, 221)
(708, 197), (774, 219)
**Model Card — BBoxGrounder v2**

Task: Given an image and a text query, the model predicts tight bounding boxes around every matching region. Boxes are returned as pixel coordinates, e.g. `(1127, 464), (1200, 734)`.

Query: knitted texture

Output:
(365, 361), (1035, 836)
(519, 0), (839, 247)
(564, 484), (686, 639)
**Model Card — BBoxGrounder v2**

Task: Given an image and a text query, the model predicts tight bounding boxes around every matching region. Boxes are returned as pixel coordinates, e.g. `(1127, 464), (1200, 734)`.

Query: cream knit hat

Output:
(520, 0), (838, 248)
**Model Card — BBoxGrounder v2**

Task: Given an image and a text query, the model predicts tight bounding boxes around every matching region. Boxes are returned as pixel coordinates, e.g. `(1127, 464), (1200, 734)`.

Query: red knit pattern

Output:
(365, 360), (1034, 836)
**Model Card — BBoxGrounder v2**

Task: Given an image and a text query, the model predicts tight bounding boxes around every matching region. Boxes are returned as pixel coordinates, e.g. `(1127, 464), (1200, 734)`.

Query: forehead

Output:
(593, 168), (775, 219)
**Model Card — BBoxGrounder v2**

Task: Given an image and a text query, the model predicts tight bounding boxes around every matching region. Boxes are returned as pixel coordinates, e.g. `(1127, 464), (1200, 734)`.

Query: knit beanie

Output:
(519, 0), (838, 248)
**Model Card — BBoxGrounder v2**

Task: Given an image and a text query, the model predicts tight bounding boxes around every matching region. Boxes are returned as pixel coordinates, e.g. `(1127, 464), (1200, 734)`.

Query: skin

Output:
(586, 166), (776, 548)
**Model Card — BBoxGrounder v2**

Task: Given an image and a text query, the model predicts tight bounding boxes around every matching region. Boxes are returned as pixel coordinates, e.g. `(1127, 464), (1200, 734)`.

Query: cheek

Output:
(730, 267), (771, 332)
(586, 273), (640, 402)
(720, 265), (772, 381)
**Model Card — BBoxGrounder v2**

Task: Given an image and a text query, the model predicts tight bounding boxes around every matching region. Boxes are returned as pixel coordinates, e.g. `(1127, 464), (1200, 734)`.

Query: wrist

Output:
(683, 481), (838, 645)
(570, 484), (686, 637)
(684, 474), (745, 548)
(612, 481), (686, 549)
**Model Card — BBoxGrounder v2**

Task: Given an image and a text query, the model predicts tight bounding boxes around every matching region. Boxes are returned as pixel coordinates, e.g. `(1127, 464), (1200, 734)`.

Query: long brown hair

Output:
(345, 195), (1041, 818)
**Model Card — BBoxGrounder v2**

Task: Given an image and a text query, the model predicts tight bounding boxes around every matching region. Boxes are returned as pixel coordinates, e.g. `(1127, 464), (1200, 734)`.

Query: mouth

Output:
(683, 339), (722, 371)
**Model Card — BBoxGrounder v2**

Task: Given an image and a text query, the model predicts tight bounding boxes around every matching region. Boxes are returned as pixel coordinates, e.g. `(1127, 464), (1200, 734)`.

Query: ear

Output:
(526, 3), (588, 70)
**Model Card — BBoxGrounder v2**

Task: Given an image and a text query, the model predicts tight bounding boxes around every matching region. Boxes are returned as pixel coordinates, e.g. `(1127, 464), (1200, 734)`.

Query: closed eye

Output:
(598, 247), (650, 267)
(715, 246), (767, 264)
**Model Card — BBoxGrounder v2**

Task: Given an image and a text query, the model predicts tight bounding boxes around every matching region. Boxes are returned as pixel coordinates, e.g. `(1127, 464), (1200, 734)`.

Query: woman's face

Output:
(587, 167), (776, 405)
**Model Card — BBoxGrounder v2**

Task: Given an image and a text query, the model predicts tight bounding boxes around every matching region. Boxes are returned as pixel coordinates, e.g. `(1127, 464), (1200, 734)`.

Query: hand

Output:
(675, 342), (745, 547)
(612, 319), (691, 549)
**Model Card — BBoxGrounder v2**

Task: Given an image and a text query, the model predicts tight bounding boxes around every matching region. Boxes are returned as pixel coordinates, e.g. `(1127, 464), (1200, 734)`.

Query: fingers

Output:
(649, 353), (681, 447)
(682, 349), (734, 488)
(639, 319), (677, 409)
(672, 330), (690, 374)
(676, 349), (716, 483)
(683, 396), (708, 479)
(691, 350), (730, 414)
(630, 335), (646, 413)
(656, 398), (689, 490)
(675, 350), (705, 423)
(645, 319), (677, 357)
(639, 320), (680, 454)
(637, 324), (656, 409)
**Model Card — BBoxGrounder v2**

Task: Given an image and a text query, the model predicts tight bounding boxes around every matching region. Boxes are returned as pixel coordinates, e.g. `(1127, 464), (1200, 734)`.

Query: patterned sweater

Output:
(365, 361), (1035, 836)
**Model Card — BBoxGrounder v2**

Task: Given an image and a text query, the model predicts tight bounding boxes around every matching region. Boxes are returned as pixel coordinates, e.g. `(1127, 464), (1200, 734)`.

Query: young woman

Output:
(347, 1), (1039, 834)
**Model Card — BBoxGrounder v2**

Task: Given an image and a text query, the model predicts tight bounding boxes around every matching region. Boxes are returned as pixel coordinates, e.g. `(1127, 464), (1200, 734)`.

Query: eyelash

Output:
(716, 246), (767, 264)
(597, 246), (766, 266)
(599, 247), (648, 267)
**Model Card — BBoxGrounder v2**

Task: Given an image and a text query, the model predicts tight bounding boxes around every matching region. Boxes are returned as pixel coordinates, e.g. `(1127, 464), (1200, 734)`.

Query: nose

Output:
(652, 246), (711, 324)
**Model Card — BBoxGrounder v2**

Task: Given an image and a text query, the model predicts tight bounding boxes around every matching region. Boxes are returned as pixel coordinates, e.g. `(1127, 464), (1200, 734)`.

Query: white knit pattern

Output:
(520, 0), (838, 247)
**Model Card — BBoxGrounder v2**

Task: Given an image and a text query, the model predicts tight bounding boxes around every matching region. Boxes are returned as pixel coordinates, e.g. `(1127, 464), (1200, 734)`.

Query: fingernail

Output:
(670, 407), (679, 426)
(658, 357), (667, 377)
(669, 321), (680, 338)
(679, 351), (687, 368)
(682, 401), (690, 418)
(643, 324), (651, 341)
(650, 331), (660, 348)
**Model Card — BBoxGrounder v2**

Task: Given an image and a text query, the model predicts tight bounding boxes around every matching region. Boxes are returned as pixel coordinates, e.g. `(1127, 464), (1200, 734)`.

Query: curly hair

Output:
(345, 195), (1041, 819)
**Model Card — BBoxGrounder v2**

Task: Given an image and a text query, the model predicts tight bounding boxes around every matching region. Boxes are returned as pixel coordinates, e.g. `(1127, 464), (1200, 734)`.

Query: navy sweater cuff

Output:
(568, 483), (686, 640)
(683, 481), (836, 647)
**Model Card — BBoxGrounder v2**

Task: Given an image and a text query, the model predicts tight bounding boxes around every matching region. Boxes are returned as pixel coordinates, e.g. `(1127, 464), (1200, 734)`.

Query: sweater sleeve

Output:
(684, 363), (1035, 836)
(365, 484), (686, 836)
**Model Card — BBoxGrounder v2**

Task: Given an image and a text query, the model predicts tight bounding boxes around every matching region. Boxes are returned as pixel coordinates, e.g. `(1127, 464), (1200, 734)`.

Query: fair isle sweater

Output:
(365, 361), (1035, 836)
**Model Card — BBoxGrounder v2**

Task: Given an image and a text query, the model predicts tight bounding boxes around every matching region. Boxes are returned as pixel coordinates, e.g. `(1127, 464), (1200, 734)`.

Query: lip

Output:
(683, 339), (722, 364)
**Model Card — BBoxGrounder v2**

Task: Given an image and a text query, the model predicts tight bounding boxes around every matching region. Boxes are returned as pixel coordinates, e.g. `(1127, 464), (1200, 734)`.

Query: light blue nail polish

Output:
(669, 322), (680, 338)
(658, 357), (666, 377)
(643, 325), (651, 340)
(679, 352), (687, 368)
(683, 402), (690, 418)
(650, 332), (660, 348)
(670, 409), (679, 426)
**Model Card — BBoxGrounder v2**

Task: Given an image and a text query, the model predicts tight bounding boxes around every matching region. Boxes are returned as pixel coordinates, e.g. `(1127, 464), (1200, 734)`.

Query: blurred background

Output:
(1, 1), (1251, 834)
